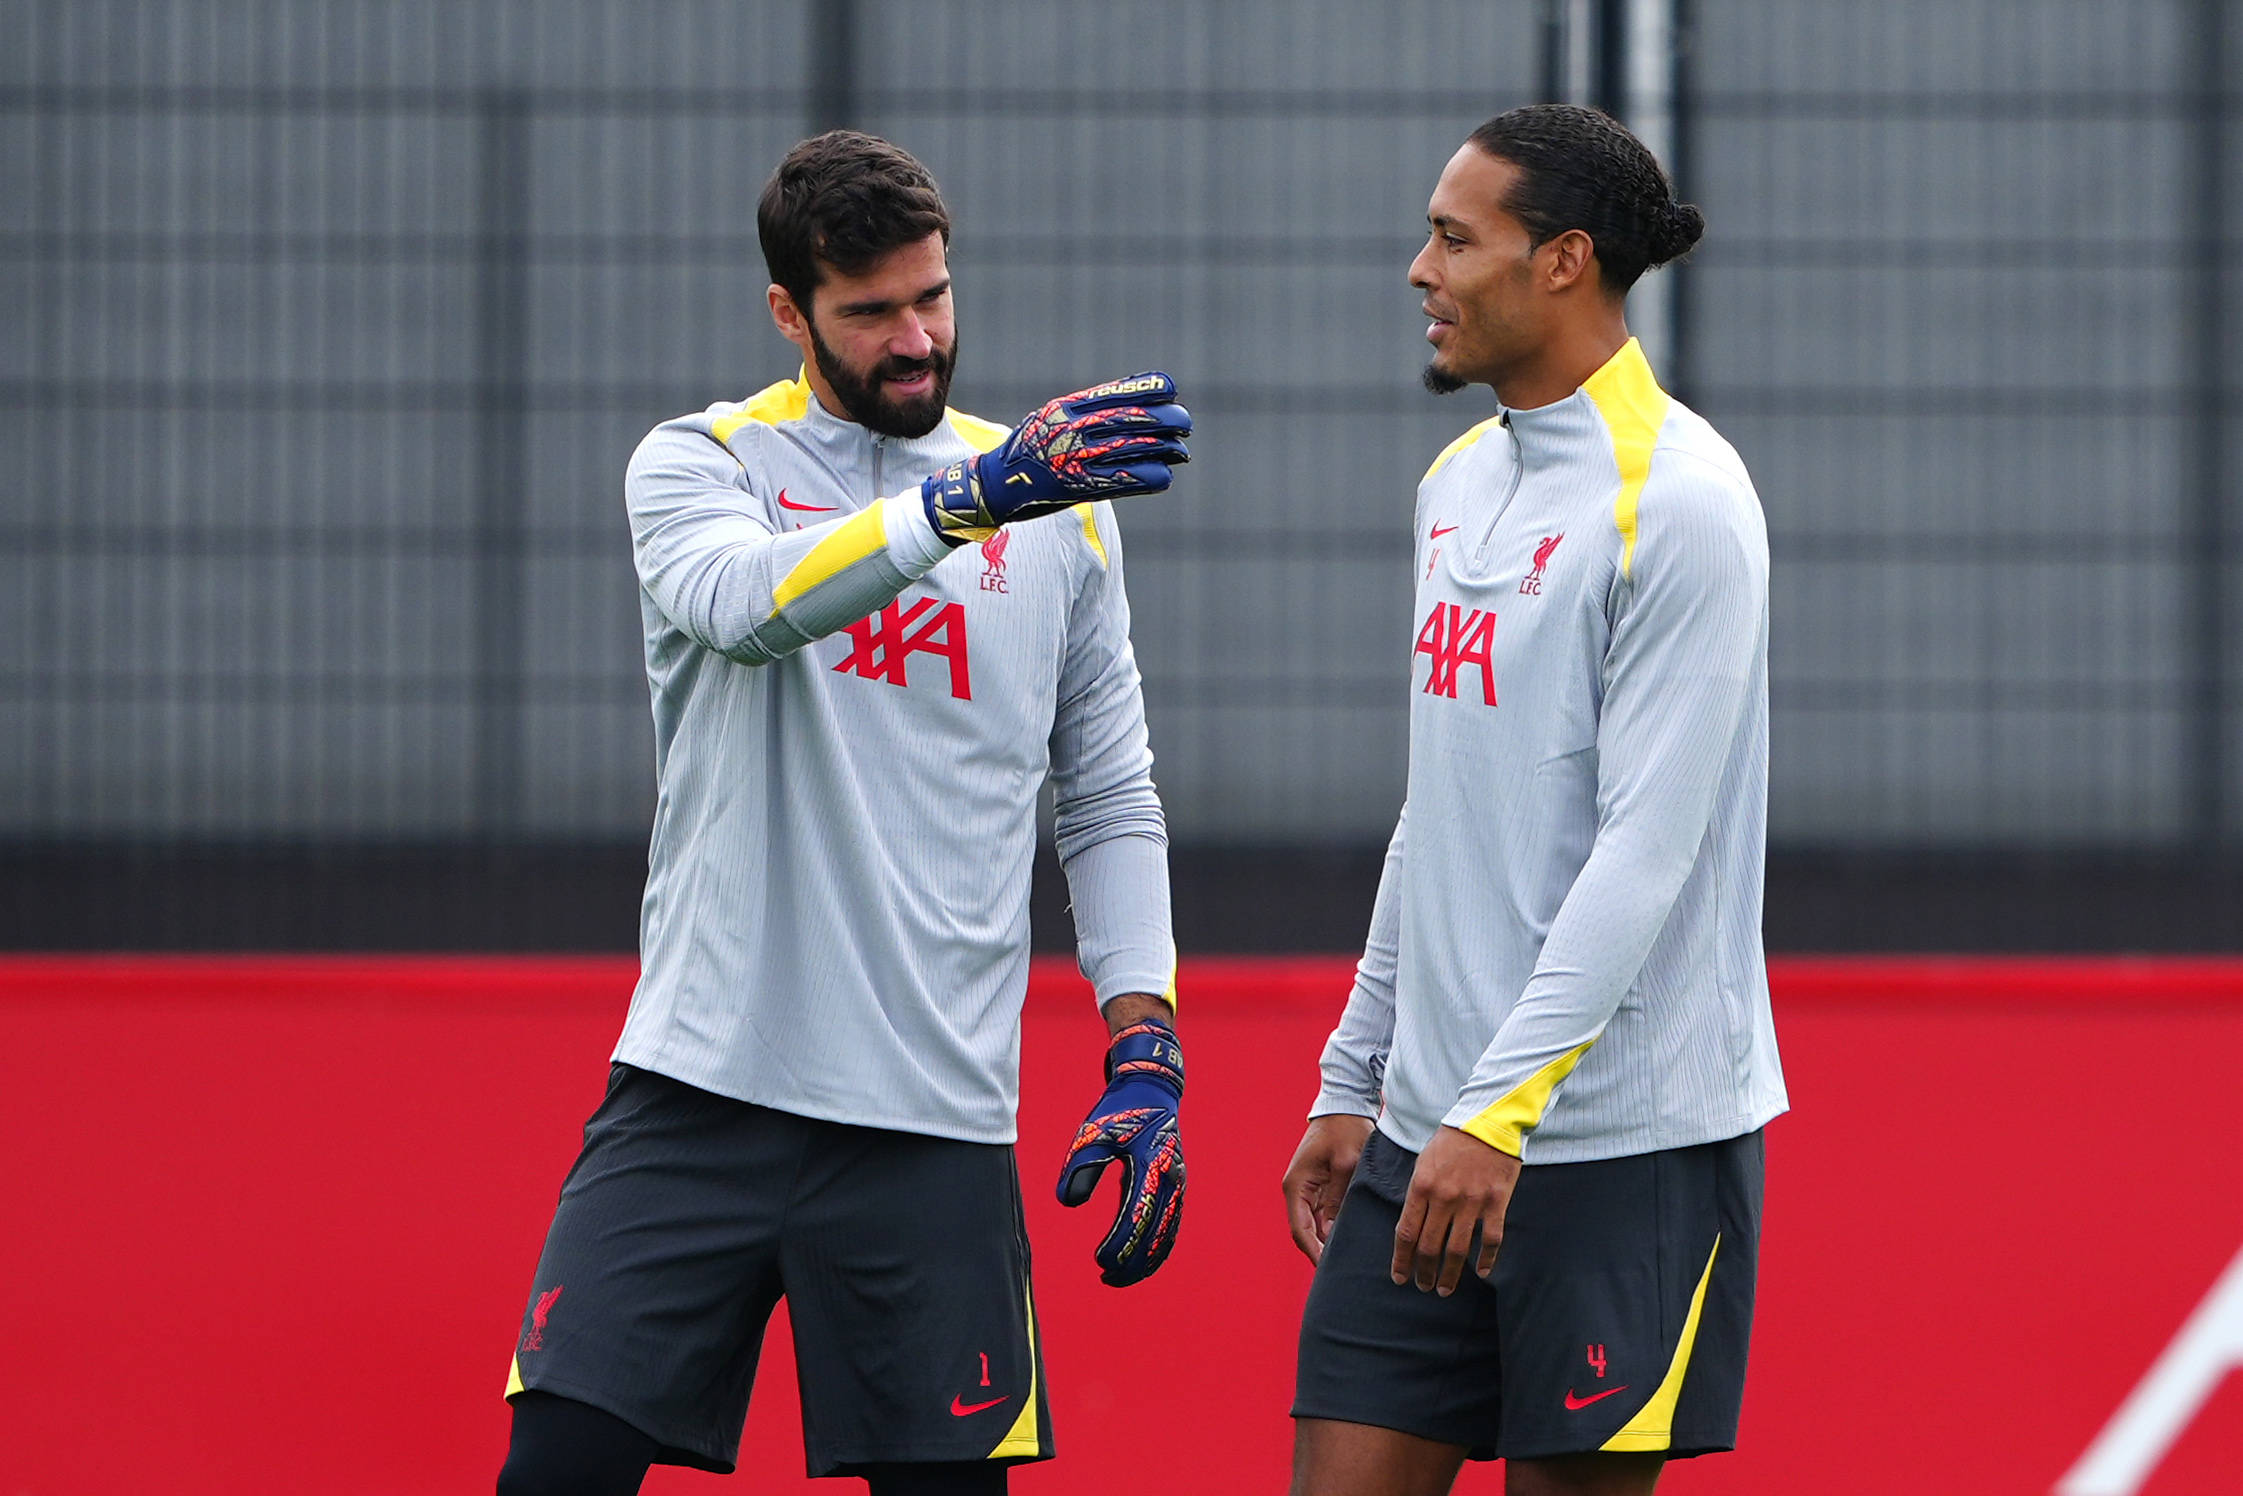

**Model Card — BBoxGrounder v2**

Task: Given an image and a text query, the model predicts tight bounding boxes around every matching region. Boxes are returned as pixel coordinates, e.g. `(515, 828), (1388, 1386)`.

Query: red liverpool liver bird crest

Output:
(1520, 532), (1564, 595)
(979, 528), (1010, 593)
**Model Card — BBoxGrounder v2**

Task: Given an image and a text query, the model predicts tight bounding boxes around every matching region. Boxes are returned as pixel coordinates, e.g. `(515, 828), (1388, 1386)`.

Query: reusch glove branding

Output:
(922, 370), (1192, 543)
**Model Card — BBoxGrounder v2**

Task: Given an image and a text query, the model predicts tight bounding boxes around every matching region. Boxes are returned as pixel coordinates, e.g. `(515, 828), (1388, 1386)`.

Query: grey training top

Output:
(613, 373), (1175, 1144)
(1312, 339), (1788, 1164)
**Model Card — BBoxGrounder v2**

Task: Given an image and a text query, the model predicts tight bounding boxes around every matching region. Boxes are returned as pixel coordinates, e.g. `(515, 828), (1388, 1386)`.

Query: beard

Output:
(809, 324), (957, 439)
(1422, 359), (1465, 395)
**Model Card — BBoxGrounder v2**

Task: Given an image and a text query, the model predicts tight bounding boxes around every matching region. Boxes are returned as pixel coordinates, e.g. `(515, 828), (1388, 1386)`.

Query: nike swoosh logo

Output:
(1430, 524), (1458, 538)
(950, 1394), (1008, 1416)
(775, 489), (837, 512)
(1564, 1385), (1630, 1410)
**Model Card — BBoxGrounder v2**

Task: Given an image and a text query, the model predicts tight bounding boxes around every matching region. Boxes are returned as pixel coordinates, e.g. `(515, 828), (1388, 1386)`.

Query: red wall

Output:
(7, 955), (2241, 1495)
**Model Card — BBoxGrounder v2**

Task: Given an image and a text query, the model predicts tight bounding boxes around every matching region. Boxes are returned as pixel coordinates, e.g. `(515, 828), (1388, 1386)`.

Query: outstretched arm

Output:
(630, 372), (1192, 666)
(627, 422), (954, 666)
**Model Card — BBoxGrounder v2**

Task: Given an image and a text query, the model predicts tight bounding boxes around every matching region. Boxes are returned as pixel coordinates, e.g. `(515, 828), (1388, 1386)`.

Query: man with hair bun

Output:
(1281, 104), (1785, 1496)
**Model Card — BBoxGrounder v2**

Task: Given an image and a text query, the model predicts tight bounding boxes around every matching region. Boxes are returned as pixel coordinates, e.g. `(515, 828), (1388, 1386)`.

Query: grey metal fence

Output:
(1690, 0), (2238, 849)
(3, 0), (2237, 946)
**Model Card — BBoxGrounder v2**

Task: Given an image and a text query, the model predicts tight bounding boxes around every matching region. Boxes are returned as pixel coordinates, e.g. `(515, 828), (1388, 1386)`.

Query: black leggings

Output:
(496, 1392), (1008, 1496)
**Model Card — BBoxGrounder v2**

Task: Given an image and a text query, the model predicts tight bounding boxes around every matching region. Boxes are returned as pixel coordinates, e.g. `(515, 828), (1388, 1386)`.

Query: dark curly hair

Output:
(757, 130), (951, 312)
(1467, 104), (1703, 294)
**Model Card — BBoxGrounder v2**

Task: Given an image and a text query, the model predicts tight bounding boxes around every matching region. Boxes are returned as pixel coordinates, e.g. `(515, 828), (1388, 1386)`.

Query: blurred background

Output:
(8, 5), (2243, 1496)
(9, 0), (2241, 953)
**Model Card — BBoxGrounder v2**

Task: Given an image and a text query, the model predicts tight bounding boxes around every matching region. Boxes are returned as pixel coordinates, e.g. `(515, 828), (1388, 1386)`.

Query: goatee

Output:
(1422, 362), (1465, 396)
(811, 326), (957, 439)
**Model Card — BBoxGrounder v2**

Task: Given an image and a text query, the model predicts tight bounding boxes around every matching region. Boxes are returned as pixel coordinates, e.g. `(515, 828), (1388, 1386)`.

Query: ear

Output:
(1541, 228), (1598, 294)
(768, 283), (813, 354)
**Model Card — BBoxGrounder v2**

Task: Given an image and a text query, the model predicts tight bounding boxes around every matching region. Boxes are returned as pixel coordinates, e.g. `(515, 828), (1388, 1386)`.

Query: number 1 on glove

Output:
(1057, 1017), (1186, 1287)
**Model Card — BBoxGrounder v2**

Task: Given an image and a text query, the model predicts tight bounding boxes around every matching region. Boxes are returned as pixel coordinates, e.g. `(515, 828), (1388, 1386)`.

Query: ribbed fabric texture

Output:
(1313, 341), (1787, 1164)
(615, 378), (1173, 1145)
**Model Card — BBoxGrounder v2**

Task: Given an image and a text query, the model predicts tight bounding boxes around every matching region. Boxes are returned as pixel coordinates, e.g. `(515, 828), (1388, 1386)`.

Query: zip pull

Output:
(1470, 420), (1528, 567)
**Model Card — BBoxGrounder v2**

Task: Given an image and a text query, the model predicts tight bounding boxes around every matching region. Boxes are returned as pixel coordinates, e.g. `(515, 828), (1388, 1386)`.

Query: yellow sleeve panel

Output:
(946, 407), (1011, 454)
(1423, 414), (1505, 483)
(1581, 338), (1672, 580)
(1603, 1235), (1722, 1453)
(1456, 1039), (1595, 1156)
(504, 1353), (525, 1400)
(986, 1284), (1045, 1459)
(769, 502), (893, 614)
(1077, 503), (1109, 569)
(710, 369), (814, 447)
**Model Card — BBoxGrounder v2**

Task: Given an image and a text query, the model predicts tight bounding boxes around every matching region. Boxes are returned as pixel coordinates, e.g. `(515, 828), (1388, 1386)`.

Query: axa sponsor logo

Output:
(979, 529), (1010, 593)
(835, 595), (972, 700)
(1519, 533), (1563, 595)
(1414, 601), (1497, 706)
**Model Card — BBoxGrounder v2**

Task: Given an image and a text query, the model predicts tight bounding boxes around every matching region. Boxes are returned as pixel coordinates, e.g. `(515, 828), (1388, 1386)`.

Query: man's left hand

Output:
(922, 371), (1192, 543)
(1057, 1005), (1184, 1287)
(1391, 1125), (1521, 1295)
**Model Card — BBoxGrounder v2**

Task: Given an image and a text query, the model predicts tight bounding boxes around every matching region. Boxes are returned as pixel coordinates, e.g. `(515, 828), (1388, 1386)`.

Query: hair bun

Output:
(1651, 200), (1705, 264)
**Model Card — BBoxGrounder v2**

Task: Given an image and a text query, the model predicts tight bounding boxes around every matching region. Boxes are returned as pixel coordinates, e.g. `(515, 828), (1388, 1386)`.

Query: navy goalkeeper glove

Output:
(921, 371), (1192, 545)
(1057, 1016), (1186, 1287)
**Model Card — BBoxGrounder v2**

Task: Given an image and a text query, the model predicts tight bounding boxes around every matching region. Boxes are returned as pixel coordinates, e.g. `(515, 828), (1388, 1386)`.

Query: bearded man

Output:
(498, 130), (1193, 1496)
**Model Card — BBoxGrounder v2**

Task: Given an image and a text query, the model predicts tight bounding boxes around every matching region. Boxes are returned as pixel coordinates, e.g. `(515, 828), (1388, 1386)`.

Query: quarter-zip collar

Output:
(1497, 338), (1663, 477)
(790, 366), (971, 501)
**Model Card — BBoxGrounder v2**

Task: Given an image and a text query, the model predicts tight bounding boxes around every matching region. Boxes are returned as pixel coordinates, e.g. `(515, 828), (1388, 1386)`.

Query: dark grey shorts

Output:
(1293, 1126), (1764, 1462)
(506, 1064), (1052, 1477)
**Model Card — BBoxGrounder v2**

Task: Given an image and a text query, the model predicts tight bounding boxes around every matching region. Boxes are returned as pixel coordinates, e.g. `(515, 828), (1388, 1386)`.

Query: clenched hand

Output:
(1390, 1125), (1521, 1295)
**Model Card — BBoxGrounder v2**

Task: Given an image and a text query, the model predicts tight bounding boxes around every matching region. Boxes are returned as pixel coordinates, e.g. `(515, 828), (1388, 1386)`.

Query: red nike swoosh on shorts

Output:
(1430, 524), (1458, 538)
(950, 1394), (1008, 1417)
(776, 489), (838, 512)
(1563, 1385), (1631, 1410)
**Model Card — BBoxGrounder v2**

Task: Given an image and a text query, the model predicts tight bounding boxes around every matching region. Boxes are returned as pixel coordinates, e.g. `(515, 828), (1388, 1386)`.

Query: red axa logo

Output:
(1414, 601), (1498, 705)
(979, 529), (1010, 593)
(1520, 533), (1564, 595)
(521, 1285), (562, 1352)
(835, 595), (972, 700)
